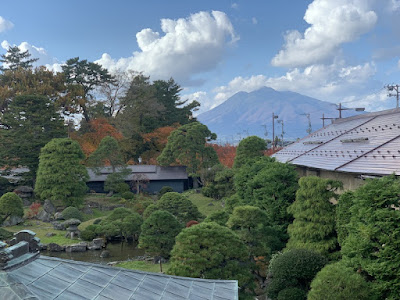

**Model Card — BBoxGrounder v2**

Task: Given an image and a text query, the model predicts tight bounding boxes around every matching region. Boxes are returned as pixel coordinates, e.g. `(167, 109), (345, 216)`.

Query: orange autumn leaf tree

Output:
(141, 124), (180, 164)
(209, 143), (237, 168)
(70, 118), (123, 157)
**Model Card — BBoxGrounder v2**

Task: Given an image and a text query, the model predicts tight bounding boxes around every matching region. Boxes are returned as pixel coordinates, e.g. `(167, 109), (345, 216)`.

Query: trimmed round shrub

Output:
(80, 225), (98, 241)
(120, 191), (135, 200)
(0, 192), (24, 223)
(308, 262), (373, 300)
(143, 204), (159, 219)
(159, 186), (174, 197)
(267, 249), (327, 300)
(62, 206), (83, 221)
(131, 198), (153, 215)
(277, 287), (307, 300)
(158, 192), (204, 224)
(204, 210), (230, 226)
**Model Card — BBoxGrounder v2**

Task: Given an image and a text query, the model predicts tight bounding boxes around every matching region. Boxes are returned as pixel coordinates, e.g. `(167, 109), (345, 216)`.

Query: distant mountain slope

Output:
(197, 87), (363, 143)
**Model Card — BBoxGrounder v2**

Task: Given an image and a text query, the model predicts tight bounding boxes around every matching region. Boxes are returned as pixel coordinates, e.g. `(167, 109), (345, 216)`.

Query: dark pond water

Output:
(44, 241), (145, 264)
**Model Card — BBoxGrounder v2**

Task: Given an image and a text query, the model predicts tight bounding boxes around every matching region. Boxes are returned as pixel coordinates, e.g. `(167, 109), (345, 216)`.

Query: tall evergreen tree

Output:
(35, 138), (88, 207)
(0, 95), (66, 183)
(232, 156), (298, 234)
(0, 46), (38, 71)
(341, 175), (400, 299)
(153, 78), (199, 127)
(62, 57), (115, 122)
(286, 176), (342, 259)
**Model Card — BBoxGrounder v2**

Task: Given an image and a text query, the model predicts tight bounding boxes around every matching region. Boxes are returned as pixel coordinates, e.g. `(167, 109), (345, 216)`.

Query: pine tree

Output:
(139, 210), (182, 272)
(0, 46), (38, 71)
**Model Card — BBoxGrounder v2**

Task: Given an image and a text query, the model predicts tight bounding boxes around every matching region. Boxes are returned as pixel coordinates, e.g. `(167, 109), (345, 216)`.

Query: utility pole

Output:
(277, 119), (284, 147)
(385, 84), (400, 108)
(301, 113), (312, 134)
(272, 113), (278, 149)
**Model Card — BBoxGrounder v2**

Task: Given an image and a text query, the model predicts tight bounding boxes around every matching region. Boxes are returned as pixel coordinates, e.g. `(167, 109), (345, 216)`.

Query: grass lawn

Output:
(116, 260), (170, 273)
(6, 220), (78, 245)
(184, 190), (224, 217)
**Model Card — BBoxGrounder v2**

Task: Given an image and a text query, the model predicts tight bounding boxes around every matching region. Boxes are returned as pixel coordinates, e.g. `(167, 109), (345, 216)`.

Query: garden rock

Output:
(51, 221), (65, 230)
(54, 212), (64, 221)
(88, 238), (105, 250)
(43, 199), (56, 214)
(100, 250), (111, 258)
(37, 210), (52, 222)
(2, 215), (24, 227)
(14, 186), (34, 199)
(65, 242), (87, 252)
(48, 243), (64, 252)
(45, 232), (55, 237)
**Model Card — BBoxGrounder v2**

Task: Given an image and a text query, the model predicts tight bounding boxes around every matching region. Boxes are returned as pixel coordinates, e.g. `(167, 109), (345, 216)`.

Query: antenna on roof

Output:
(337, 103), (365, 118)
(321, 113), (335, 127)
(385, 84), (399, 108)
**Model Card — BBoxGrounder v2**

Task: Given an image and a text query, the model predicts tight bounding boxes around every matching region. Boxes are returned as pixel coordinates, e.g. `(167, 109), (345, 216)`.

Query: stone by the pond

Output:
(48, 243), (65, 252)
(88, 238), (105, 250)
(51, 221), (65, 230)
(40, 244), (48, 251)
(65, 242), (87, 253)
(100, 250), (111, 258)
(43, 199), (56, 214)
(45, 232), (55, 237)
(2, 215), (24, 227)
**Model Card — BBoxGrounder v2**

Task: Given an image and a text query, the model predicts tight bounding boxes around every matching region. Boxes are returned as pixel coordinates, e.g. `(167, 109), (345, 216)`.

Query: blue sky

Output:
(1, 0), (400, 114)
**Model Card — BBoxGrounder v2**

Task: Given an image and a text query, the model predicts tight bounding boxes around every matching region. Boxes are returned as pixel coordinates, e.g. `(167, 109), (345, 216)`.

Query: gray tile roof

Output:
(5, 256), (238, 300)
(273, 108), (400, 175)
(87, 165), (188, 182)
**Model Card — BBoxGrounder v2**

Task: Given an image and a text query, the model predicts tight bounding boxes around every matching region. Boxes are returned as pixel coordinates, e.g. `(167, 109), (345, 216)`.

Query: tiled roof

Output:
(87, 165), (188, 182)
(273, 108), (400, 175)
(5, 256), (238, 300)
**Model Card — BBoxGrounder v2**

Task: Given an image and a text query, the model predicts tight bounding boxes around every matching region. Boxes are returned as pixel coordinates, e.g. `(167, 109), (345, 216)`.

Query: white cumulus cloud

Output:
(271, 0), (377, 67)
(0, 16), (13, 33)
(95, 11), (238, 85)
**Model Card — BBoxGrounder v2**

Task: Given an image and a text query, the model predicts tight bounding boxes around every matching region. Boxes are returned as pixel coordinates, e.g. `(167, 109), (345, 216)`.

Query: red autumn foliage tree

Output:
(141, 124), (180, 164)
(70, 118), (123, 157)
(209, 144), (237, 168)
(26, 202), (41, 219)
